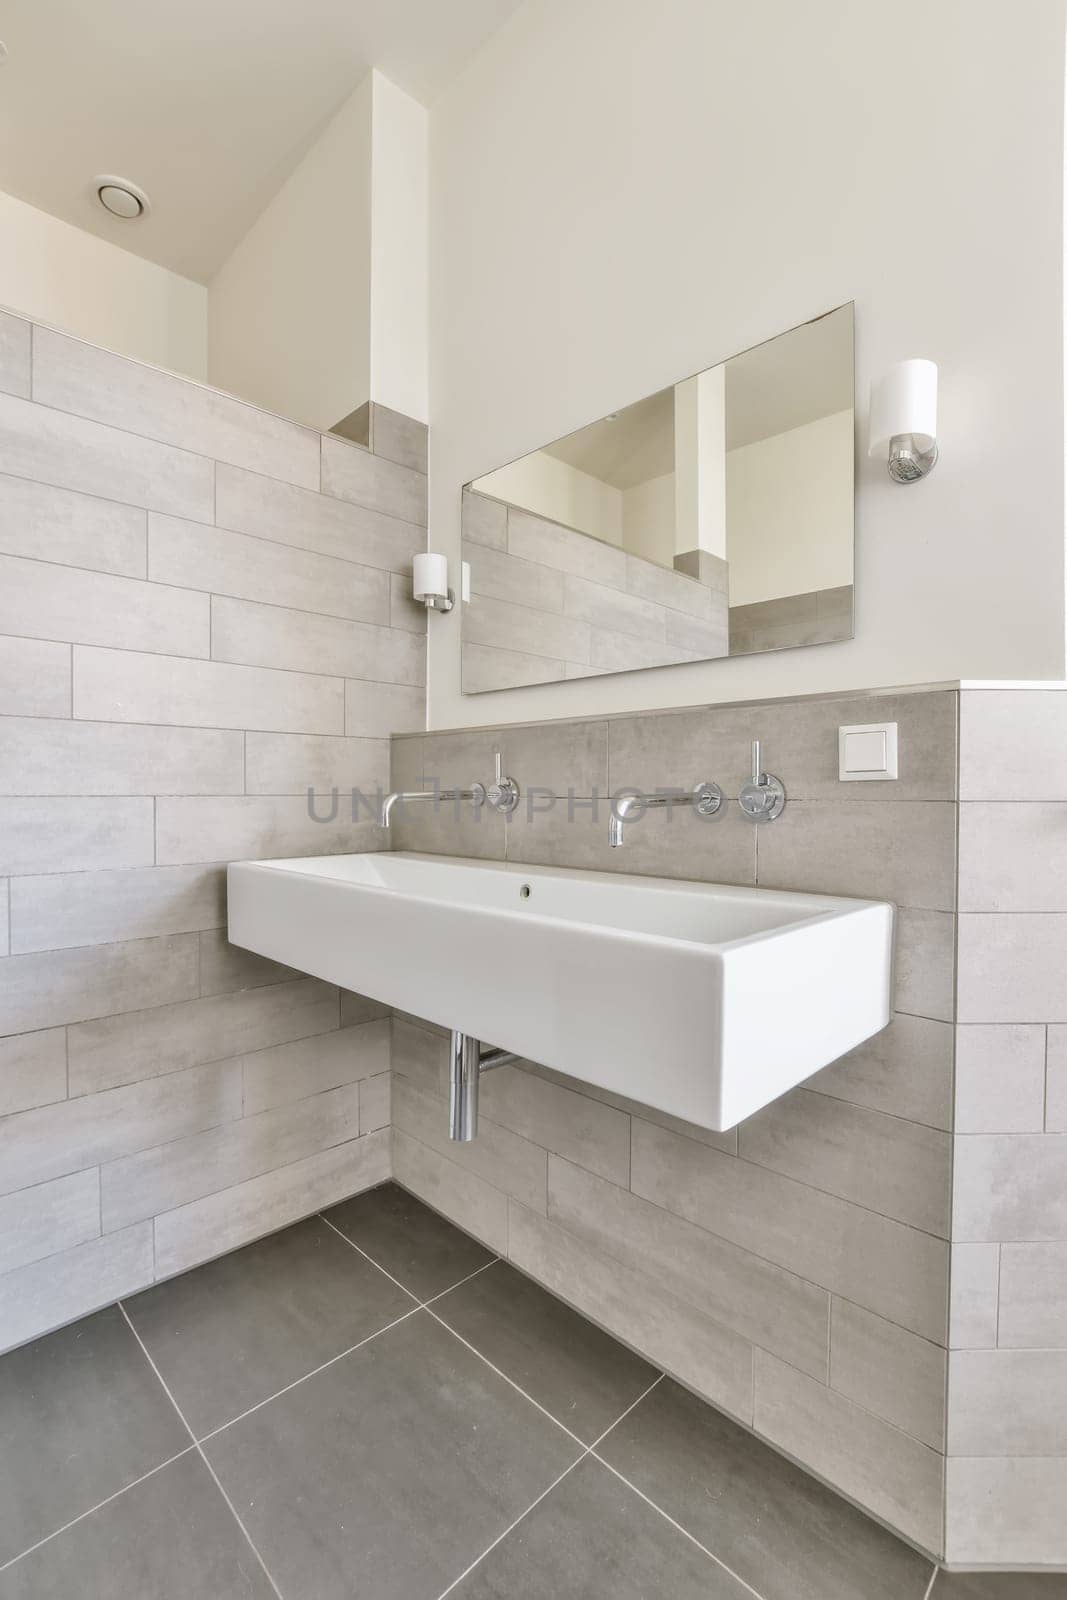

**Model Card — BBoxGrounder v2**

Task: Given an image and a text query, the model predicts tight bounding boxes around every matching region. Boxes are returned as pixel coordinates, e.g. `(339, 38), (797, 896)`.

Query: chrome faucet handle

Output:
(739, 740), (786, 822)
(486, 750), (520, 814)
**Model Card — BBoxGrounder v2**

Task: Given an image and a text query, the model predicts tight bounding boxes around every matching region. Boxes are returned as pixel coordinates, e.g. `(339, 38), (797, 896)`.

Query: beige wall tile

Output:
(0, 932), (198, 1037)
(360, 1072), (391, 1133)
(390, 797), (505, 860)
(0, 554), (210, 657)
(0, 1223), (153, 1357)
(738, 1088), (952, 1237)
(806, 1014), (953, 1130)
(465, 592), (592, 663)
(74, 646), (344, 735)
(339, 990), (390, 1027)
(393, 1073), (547, 1214)
(150, 515), (389, 626)
(34, 327), (320, 489)
(154, 1127), (388, 1278)
(216, 462), (424, 573)
(0, 1169), (99, 1276)
(0, 1028), (67, 1117)
(156, 797), (383, 865)
(392, 1128), (508, 1254)
(754, 1350), (943, 1554)
(830, 1299), (946, 1449)
(102, 1081), (363, 1232)
(0, 1059), (241, 1198)
(346, 680), (424, 737)
(321, 435), (427, 526)
(631, 1120), (948, 1341)
(998, 1243), (1067, 1348)
(0, 879), (6, 957)
(954, 1024), (1047, 1133)
(368, 404), (427, 473)
(494, 719), (608, 799)
(608, 706), (752, 797)
(960, 803), (1067, 912)
(212, 596), (424, 686)
(391, 1014), (449, 1098)
(508, 1201), (755, 1424)
(663, 607), (728, 657)
(548, 1154), (829, 1379)
(1046, 1025), (1067, 1130)
(0, 472), (146, 576)
(461, 488), (507, 550)
(480, 1062), (630, 1186)
(0, 391), (214, 520)
(945, 1456), (1067, 1566)
(242, 1021), (389, 1114)
(461, 642), (565, 692)
(0, 716), (244, 796)
(948, 1349), (1067, 1455)
(960, 689), (1067, 801)
(68, 977), (338, 1095)
(895, 909), (955, 1022)
(468, 545), (564, 612)
(244, 733), (389, 797)
(196, 929), (303, 995)
(506, 794), (756, 886)
(625, 554), (719, 621)
(0, 637), (70, 718)
(389, 573), (426, 634)
(958, 915), (1067, 1023)
(418, 727), (501, 791)
(949, 1243), (1000, 1349)
(507, 507), (626, 586)
(589, 628), (700, 672)
(563, 573), (666, 643)
(0, 310), (31, 397)
(757, 801), (956, 912)
(10, 865), (226, 954)
(756, 691), (958, 803)
(954, 1134), (1067, 1242)
(0, 797), (154, 875)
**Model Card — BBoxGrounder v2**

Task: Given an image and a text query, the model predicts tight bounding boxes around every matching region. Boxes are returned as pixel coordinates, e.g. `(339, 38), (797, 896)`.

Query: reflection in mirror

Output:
(461, 304), (854, 693)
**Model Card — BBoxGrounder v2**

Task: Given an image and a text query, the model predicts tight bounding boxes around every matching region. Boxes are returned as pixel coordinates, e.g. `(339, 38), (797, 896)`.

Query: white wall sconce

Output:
(413, 553), (454, 612)
(869, 359), (939, 483)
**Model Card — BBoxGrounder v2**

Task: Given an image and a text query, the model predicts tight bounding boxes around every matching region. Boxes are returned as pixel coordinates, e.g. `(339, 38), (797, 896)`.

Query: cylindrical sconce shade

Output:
(869, 360), (938, 457)
(413, 552), (449, 604)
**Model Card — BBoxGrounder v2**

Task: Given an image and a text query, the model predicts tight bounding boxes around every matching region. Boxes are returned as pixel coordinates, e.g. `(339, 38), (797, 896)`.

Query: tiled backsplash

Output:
(390, 687), (959, 1556)
(0, 308), (424, 1351)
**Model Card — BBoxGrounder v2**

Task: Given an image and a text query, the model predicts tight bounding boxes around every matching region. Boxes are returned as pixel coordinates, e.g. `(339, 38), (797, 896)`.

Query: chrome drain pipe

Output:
(449, 1031), (518, 1141)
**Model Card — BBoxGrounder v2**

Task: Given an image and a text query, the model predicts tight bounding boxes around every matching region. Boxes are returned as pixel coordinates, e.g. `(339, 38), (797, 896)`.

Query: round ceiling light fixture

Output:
(93, 175), (150, 220)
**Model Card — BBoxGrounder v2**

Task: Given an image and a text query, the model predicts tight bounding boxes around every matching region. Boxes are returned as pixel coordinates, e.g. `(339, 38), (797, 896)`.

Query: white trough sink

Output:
(227, 851), (893, 1132)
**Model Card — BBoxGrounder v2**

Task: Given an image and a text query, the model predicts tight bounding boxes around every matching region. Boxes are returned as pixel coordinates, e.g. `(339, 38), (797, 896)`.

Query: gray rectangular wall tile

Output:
(244, 732), (389, 797)
(0, 1028), (67, 1117)
(0, 310), (31, 397)
(243, 1022), (389, 1114)
(948, 1349), (1067, 1455)
(150, 515), (389, 625)
(755, 691), (958, 803)
(0, 717), (244, 796)
(461, 643), (565, 692)
(346, 680), (424, 737)
(73, 646), (344, 734)
(360, 1072), (391, 1133)
(0, 932), (198, 1036)
(0, 797), (155, 875)
(953, 1134), (1067, 1241)
(830, 1299), (946, 1449)
(33, 326), (320, 489)
(806, 1014), (953, 1130)
(958, 915), (1067, 1022)
(0, 391), (214, 520)
(0, 638), (70, 718)
(197, 928), (302, 996)
(998, 1243), (1067, 1348)
(1049, 1026), (1067, 1131)
(216, 463), (424, 574)
(212, 596), (424, 685)
(68, 977), (338, 1095)
(479, 1063), (630, 1186)
(321, 434), (427, 525)
(0, 1223), (153, 1357)
(960, 689), (1067, 801)
(0, 554), (210, 656)
(507, 507), (626, 586)
(757, 801), (956, 911)
(563, 573), (667, 642)
(949, 1243), (1000, 1349)
(505, 794), (756, 886)
(394, 1071), (548, 1214)
(468, 544), (564, 613)
(368, 402), (428, 472)
(0, 1168), (99, 1276)
(625, 553), (720, 620)
(959, 803), (1067, 911)
(461, 488), (507, 550)
(945, 1457), (1067, 1566)
(954, 1025), (1047, 1133)
(10, 864), (226, 954)
(155, 797), (383, 865)
(895, 909), (955, 1022)
(0, 472), (146, 576)
(465, 592), (591, 663)
(392, 1127), (509, 1253)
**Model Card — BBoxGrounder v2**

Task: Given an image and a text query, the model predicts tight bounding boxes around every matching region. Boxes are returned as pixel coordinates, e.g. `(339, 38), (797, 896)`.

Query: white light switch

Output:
(839, 722), (898, 781)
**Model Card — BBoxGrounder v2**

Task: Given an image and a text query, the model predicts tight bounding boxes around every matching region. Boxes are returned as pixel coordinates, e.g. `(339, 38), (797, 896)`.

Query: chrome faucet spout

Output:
(608, 784), (723, 847)
(380, 785), (487, 828)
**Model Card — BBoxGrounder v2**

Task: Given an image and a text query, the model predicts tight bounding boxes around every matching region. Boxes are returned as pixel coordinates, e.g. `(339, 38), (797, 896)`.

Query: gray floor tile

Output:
(204, 1308), (582, 1600)
(0, 1305), (188, 1567)
(933, 1575), (1067, 1597)
(0, 1452), (275, 1599)
(451, 1455), (749, 1599)
(324, 1179), (496, 1298)
(434, 1260), (659, 1442)
(596, 1379), (934, 1600)
(125, 1214), (414, 1437)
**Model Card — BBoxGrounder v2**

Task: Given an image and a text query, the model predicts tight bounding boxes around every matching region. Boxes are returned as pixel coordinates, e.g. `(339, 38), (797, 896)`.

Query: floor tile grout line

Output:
(195, 1306), (423, 1445)
(317, 1212), (428, 1303)
(922, 1568), (939, 1600)
(117, 1303), (287, 1600)
(589, 1453), (767, 1600)
(424, 1258), (500, 1306)
(0, 1446), (197, 1575)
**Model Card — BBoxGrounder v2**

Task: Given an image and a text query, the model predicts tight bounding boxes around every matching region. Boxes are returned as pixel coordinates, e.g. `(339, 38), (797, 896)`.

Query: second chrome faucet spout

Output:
(609, 783), (723, 847)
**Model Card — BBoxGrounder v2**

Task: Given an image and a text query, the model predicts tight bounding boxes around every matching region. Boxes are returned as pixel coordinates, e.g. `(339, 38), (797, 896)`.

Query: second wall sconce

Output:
(869, 358), (939, 483)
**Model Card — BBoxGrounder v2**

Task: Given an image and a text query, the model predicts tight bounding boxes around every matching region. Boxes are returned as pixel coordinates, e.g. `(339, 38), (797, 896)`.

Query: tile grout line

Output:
(117, 1302), (287, 1600)
(0, 1447), (197, 1575)
(922, 1567), (939, 1600)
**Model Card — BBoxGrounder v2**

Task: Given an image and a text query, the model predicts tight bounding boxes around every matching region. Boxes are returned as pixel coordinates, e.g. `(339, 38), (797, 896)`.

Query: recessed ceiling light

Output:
(93, 175), (150, 220)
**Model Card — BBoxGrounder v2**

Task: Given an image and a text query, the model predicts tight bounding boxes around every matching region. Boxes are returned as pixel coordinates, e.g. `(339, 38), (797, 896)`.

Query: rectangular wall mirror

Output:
(461, 303), (854, 693)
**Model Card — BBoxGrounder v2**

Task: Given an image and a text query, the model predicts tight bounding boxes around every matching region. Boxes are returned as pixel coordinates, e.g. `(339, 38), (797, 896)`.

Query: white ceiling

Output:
(0, 0), (521, 283)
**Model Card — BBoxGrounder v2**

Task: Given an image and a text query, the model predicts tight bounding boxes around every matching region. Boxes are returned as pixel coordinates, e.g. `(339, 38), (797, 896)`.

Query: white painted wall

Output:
(0, 189), (207, 379)
(622, 472), (674, 566)
(474, 449), (624, 544)
(208, 75), (373, 431)
(427, 0), (1066, 727)
(727, 410), (854, 606)
(370, 74), (429, 423)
